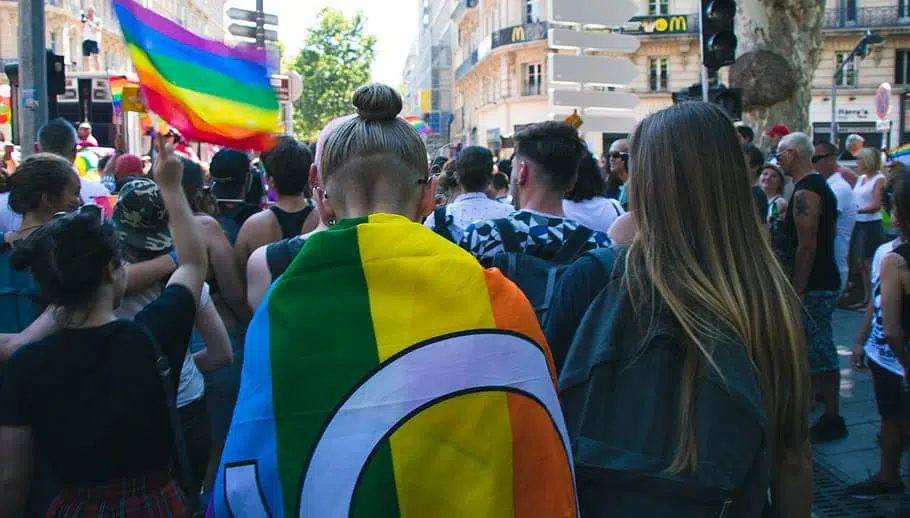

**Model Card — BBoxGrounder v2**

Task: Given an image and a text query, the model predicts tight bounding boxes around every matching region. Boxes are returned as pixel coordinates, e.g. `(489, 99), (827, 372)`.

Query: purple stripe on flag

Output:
(113, 0), (264, 64)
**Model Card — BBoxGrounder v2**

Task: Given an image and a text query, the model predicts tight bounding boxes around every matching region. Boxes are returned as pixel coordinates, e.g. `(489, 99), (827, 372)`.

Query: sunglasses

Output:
(609, 152), (630, 160)
(811, 153), (833, 163)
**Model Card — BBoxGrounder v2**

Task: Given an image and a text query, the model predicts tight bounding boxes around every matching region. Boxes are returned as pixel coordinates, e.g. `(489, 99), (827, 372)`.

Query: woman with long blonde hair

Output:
(548, 102), (812, 517)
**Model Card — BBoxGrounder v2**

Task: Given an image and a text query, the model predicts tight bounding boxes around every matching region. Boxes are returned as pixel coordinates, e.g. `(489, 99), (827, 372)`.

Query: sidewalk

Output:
(813, 308), (900, 516)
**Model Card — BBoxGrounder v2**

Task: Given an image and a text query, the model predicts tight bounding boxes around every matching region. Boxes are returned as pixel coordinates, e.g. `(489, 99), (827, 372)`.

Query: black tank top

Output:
(269, 205), (314, 240)
(783, 173), (840, 292)
(890, 243), (910, 334)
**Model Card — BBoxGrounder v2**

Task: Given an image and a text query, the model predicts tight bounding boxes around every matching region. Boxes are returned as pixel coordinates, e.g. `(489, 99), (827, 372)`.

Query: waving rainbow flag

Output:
(213, 214), (577, 518)
(112, 0), (279, 150)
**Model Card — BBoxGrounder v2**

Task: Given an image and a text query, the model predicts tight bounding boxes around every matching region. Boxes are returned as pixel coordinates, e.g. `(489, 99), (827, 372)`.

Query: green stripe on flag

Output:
(268, 217), (400, 516)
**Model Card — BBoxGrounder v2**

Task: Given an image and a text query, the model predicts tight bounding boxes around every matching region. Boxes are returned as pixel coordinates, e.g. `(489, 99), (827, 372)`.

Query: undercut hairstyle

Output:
(262, 135), (314, 197)
(9, 153), (78, 215)
(513, 121), (586, 191)
(321, 83), (429, 212)
(565, 151), (605, 202)
(37, 118), (79, 161)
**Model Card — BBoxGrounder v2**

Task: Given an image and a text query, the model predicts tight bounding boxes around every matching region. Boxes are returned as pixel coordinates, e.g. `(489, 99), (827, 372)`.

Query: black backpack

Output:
(432, 206), (455, 242)
(487, 218), (595, 324)
(558, 253), (770, 518)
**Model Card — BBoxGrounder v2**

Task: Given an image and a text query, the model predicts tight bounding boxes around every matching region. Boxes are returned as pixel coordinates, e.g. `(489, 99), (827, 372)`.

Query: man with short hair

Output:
(814, 141), (857, 296)
(81, 5), (102, 72)
(76, 122), (98, 149)
(841, 133), (866, 161)
(425, 145), (514, 243)
(0, 119), (110, 233)
(765, 124), (790, 155)
(608, 139), (630, 210)
(778, 132), (846, 443)
(234, 137), (319, 267)
(460, 122), (609, 264)
(210, 149), (261, 245)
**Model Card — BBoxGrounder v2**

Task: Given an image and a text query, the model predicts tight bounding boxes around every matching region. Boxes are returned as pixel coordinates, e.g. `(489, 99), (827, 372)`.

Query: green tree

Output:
(291, 8), (376, 140)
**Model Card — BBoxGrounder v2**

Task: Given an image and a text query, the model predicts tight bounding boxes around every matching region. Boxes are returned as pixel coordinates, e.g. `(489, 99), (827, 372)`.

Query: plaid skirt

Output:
(46, 471), (189, 518)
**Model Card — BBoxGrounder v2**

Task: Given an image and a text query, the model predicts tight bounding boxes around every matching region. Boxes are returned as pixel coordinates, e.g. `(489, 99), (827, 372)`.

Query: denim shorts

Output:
(802, 291), (839, 374)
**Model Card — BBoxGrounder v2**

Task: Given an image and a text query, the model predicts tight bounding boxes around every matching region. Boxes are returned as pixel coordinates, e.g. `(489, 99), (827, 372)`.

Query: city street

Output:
(815, 309), (908, 517)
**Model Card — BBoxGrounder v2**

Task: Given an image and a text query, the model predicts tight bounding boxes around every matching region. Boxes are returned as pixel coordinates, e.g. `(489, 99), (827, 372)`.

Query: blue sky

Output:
(227, 0), (418, 86)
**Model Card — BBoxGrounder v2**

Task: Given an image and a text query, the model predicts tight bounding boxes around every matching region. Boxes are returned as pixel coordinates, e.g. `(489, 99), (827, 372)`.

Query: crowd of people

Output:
(3, 81), (909, 517)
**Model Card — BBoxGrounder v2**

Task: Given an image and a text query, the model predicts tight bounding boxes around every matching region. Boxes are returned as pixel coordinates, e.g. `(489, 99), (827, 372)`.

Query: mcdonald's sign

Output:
(592, 14), (693, 35)
(493, 22), (548, 49)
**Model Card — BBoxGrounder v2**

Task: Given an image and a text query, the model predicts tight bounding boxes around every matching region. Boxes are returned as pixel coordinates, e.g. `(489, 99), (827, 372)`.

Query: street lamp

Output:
(831, 30), (884, 150)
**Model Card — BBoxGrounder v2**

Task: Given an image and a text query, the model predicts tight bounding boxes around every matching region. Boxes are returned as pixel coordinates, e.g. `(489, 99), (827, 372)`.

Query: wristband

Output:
(168, 250), (178, 267)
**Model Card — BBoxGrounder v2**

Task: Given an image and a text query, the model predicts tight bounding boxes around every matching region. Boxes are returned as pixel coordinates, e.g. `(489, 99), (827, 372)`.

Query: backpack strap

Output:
(554, 225), (594, 264)
(134, 321), (202, 516)
(493, 218), (521, 253)
(433, 206), (454, 242)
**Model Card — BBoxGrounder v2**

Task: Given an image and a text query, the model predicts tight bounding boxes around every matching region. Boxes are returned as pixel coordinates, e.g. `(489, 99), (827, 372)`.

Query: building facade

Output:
(450, 0), (910, 157)
(0, 0), (226, 75)
(412, 0), (455, 155)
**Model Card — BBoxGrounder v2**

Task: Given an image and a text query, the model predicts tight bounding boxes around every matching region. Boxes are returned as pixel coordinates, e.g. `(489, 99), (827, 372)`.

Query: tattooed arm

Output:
(792, 189), (821, 296)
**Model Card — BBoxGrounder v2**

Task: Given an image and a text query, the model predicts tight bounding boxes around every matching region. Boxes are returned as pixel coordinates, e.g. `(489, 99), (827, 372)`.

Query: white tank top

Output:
(854, 173), (886, 223)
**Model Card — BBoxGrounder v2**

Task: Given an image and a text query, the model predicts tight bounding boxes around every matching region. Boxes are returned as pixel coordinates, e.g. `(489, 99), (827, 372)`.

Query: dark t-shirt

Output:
(783, 173), (840, 292)
(0, 284), (196, 485)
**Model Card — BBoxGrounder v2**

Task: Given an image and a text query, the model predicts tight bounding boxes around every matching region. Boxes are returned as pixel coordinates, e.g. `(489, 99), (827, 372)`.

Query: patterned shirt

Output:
(424, 192), (515, 244)
(460, 208), (611, 264)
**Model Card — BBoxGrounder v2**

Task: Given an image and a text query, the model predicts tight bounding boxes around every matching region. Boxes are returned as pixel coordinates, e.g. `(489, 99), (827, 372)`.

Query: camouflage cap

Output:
(112, 177), (172, 252)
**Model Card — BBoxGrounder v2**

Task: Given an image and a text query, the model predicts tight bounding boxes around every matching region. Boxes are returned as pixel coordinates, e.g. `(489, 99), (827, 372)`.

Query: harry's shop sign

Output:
(599, 14), (694, 35)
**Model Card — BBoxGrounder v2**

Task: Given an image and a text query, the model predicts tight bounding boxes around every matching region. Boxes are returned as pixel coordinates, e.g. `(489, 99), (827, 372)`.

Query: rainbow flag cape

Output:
(212, 214), (577, 518)
(112, 0), (279, 150)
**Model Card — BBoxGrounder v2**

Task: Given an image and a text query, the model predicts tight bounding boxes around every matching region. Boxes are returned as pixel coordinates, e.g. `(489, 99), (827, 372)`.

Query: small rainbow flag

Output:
(0, 96), (10, 125)
(890, 143), (910, 159)
(112, 0), (279, 150)
(109, 76), (130, 113)
(213, 214), (577, 518)
(405, 115), (432, 136)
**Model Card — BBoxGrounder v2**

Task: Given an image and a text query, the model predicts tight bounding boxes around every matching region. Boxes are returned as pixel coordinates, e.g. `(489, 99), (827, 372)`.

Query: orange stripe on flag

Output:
(507, 393), (578, 518)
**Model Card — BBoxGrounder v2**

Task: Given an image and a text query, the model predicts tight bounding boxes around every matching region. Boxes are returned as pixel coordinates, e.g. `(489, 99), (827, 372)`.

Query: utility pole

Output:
(256, 0), (265, 50)
(18, 0), (48, 157)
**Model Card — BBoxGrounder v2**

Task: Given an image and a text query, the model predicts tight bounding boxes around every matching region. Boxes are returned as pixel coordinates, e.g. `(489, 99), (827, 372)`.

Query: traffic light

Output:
(46, 49), (65, 96)
(701, 0), (737, 70)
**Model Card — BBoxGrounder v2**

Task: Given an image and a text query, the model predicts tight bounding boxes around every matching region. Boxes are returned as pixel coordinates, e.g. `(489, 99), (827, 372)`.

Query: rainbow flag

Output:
(405, 115), (432, 135)
(890, 143), (910, 159)
(213, 214), (577, 518)
(112, 0), (279, 150)
(109, 76), (129, 113)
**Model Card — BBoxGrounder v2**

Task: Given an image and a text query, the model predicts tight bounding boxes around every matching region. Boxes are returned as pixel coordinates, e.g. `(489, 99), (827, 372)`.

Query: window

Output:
(897, 50), (910, 85)
(525, 0), (539, 23)
(648, 0), (668, 15)
(901, 0), (910, 18)
(835, 52), (857, 87)
(649, 57), (669, 92)
(49, 32), (58, 53)
(839, 0), (857, 22)
(524, 63), (542, 95)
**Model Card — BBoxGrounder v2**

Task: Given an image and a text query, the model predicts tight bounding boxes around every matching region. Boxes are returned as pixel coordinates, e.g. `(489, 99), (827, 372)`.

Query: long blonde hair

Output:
(626, 102), (809, 472)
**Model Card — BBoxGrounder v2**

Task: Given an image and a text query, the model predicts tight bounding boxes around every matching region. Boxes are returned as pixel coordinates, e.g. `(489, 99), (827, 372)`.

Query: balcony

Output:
(455, 22), (549, 81)
(823, 7), (910, 30)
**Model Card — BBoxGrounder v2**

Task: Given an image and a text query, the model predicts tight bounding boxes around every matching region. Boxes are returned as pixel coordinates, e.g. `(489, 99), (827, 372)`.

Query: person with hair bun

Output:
(0, 142), (208, 517)
(215, 83), (577, 518)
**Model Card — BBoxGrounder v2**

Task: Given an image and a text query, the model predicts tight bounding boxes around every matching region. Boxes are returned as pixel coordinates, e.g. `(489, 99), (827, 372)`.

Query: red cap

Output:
(765, 124), (791, 138)
(114, 153), (144, 179)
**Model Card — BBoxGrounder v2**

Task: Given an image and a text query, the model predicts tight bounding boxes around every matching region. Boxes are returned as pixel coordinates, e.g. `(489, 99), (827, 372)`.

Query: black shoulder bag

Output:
(137, 322), (204, 517)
